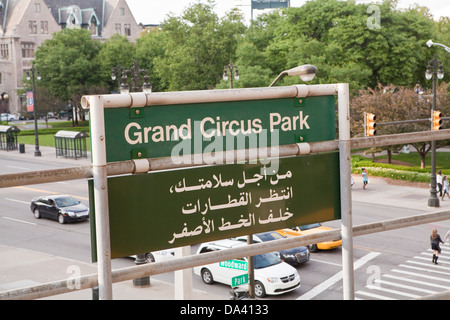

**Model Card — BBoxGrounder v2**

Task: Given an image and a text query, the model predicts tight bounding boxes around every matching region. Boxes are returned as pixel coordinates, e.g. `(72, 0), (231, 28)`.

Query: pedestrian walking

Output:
(442, 176), (450, 201)
(362, 168), (368, 189)
(431, 229), (444, 264)
(437, 170), (443, 197)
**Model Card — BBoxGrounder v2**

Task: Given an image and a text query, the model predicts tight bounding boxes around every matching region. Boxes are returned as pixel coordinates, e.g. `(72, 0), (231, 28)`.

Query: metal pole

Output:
(428, 56), (439, 208)
(338, 83), (354, 300)
(89, 95), (113, 300)
(247, 234), (255, 299)
(30, 69), (41, 157)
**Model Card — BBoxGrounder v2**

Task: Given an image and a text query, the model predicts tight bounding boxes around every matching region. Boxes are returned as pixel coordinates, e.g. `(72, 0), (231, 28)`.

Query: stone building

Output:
(0, 0), (142, 114)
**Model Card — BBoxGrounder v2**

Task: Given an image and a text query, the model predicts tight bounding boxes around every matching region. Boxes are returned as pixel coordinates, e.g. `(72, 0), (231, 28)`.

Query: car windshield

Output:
(254, 253), (281, 269)
(257, 232), (285, 241)
(54, 197), (79, 207)
(298, 223), (321, 231)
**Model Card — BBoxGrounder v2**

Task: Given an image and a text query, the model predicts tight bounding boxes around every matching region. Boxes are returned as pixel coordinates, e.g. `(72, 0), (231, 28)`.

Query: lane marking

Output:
(297, 251), (380, 300)
(5, 198), (30, 205)
(12, 186), (89, 201)
(2, 217), (36, 225)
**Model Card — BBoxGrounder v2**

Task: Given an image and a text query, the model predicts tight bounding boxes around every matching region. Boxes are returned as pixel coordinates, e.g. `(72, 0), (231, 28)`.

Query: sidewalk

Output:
(1, 145), (449, 300)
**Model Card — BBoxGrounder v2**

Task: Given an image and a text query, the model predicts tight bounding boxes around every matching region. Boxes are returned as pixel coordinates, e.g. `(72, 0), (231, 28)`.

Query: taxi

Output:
(277, 223), (342, 252)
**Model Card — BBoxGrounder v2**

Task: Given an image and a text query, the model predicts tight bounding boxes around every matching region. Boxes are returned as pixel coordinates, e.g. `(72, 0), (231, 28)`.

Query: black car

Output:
(235, 231), (310, 265)
(30, 195), (89, 224)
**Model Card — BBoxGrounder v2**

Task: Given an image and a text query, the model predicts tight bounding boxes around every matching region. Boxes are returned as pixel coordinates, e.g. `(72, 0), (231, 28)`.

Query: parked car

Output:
(277, 223), (342, 252)
(0, 113), (17, 121)
(130, 249), (175, 263)
(234, 231), (309, 265)
(30, 195), (89, 224)
(193, 239), (300, 298)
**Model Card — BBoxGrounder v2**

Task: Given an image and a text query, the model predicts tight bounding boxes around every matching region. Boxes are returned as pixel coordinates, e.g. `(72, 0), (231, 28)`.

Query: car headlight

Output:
(61, 209), (75, 217)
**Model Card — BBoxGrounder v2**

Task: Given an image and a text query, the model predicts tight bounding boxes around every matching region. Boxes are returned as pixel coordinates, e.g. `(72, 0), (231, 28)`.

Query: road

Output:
(1, 155), (450, 300)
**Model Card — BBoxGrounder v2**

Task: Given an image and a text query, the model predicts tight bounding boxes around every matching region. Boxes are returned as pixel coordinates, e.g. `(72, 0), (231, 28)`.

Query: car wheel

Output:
(145, 252), (155, 263)
(58, 214), (66, 224)
(201, 268), (214, 284)
(308, 244), (318, 252)
(254, 281), (266, 298)
(33, 208), (41, 219)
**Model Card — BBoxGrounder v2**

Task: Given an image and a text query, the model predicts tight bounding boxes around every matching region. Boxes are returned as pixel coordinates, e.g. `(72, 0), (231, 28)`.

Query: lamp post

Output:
(223, 61), (239, 88)
(269, 64), (317, 87)
(111, 60), (152, 287)
(426, 40), (447, 208)
(112, 60), (152, 94)
(26, 67), (41, 157)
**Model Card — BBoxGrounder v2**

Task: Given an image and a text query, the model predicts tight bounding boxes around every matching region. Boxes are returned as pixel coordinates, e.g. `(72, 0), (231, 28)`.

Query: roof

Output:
(54, 130), (88, 138)
(0, 125), (20, 133)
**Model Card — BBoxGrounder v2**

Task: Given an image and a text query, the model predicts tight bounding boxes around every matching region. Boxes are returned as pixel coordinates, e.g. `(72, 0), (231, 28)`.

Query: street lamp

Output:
(269, 64), (317, 87)
(26, 67), (42, 157)
(112, 60), (152, 94)
(223, 61), (239, 88)
(425, 55), (444, 208)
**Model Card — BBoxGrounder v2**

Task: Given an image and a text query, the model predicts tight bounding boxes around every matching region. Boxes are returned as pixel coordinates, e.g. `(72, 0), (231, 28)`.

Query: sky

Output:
(126, 0), (450, 25)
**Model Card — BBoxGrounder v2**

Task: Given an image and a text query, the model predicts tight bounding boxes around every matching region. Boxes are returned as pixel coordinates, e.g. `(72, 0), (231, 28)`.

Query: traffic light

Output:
(365, 112), (377, 136)
(432, 110), (442, 131)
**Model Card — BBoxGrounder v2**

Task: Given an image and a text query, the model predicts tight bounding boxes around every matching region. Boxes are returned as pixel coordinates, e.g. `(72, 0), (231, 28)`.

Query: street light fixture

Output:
(26, 67), (42, 157)
(269, 64), (317, 87)
(223, 61), (239, 88)
(427, 39), (450, 54)
(111, 60), (152, 94)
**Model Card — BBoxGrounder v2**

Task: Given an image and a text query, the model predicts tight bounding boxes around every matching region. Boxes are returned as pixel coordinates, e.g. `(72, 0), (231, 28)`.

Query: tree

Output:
(238, 0), (437, 91)
(351, 83), (450, 168)
(33, 29), (103, 102)
(97, 34), (136, 92)
(151, 1), (246, 91)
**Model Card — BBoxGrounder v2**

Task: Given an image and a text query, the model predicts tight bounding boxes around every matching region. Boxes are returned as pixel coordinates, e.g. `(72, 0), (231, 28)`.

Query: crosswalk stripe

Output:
(365, 285), (420, 298)
(391, 269), (450, 284)
(385, 273), (450, 290)
(405, 260), (450, 273)
(356, 290), (396, 300)
(375, 279), (437, 294)
(414, 255), (450, 265)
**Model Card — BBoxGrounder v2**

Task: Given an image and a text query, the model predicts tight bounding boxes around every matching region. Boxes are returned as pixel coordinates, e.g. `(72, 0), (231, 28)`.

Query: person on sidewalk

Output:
(362, 168), (368, 189)
(442, 175), (450, 201)
(437, 170), (443, 197)
(431, 229), (444, 264)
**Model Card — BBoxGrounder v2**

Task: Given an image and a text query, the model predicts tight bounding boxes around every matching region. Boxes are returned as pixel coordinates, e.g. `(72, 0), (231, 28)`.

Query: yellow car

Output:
(277, 223), (342, 252)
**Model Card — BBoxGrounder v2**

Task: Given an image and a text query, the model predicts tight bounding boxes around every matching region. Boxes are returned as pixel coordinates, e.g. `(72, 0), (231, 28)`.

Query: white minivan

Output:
(193, 239), (300, 298)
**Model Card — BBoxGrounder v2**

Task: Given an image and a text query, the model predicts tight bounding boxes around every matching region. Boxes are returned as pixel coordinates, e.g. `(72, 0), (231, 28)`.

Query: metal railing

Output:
(2, 209), (450, 300)
(2, 129), (450, 300)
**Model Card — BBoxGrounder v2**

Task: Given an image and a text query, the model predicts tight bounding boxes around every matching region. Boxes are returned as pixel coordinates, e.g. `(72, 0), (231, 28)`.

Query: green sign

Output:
(232, 274), (249, 287)
(89, 152), (340, 261)
(219, 260), (248, 271)
(102, 96), (335, 162)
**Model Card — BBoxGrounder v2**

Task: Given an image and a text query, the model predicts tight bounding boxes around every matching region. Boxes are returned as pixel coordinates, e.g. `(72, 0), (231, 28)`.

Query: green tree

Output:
(153, 1), (246, 91)
(34, 28), (103, 101)
(97, 34), (136, 92)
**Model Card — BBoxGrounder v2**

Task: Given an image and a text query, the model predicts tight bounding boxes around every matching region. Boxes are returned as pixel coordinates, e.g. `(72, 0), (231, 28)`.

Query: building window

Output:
(35, 3), (41, 12)
(29, 21), (37, 34)
(40, 21), (48, 34)
(0, 44), (9, 60)
(89, 16), (98, 36)
(115, 23), (121, 35)
(124, 24), (131, 36)
(120, 8), (125, 16)
(21, 43), (35, 58)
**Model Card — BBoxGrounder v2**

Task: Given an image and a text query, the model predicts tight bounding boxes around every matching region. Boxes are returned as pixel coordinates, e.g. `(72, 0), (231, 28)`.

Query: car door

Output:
(36, 198), (51, 218)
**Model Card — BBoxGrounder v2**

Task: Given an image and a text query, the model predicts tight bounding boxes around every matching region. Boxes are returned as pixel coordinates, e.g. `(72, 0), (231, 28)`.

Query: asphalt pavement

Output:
(1, 144), (449, 300)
